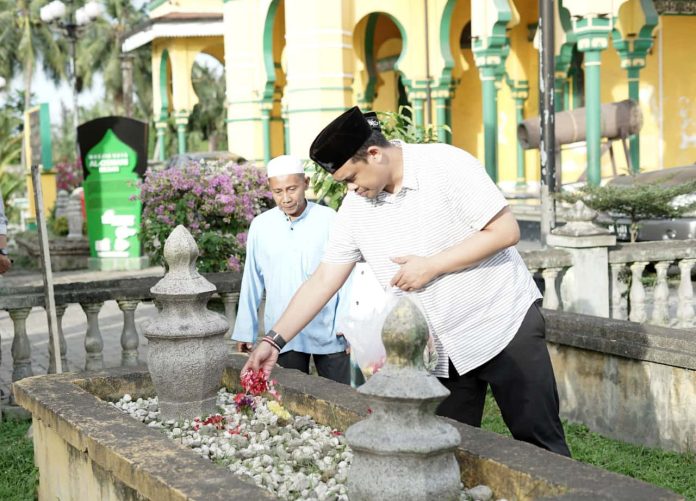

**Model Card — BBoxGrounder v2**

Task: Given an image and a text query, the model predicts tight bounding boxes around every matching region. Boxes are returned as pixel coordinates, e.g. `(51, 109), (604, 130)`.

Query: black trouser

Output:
(277, 350), (350, 385)
(436, 301), (571, 457)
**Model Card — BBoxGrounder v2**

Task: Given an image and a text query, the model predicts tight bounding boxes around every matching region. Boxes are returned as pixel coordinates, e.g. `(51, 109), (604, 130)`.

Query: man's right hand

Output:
(0, 255), (11, 274)
(242, 340), (279, 378)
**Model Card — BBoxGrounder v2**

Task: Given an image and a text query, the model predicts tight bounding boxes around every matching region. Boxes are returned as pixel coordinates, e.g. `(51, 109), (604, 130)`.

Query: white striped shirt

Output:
(322, 142), (541, 377)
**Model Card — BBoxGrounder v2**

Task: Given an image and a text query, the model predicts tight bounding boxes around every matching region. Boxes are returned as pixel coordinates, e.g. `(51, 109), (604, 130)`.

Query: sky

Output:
(9, 69), (104, 126)
(6, 0), (147, 126)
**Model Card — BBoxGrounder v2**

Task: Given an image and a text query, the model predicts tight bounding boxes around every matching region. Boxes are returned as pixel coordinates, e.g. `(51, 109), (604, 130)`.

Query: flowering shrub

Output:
(138, 160), (272, 272)
(55, 160), (84, 193)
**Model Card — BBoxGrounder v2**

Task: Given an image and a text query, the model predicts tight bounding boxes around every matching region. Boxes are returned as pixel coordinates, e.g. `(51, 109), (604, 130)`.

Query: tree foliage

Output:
(0, 0), (66, 109)
(0, 90), (27, 223)
(188, 60), (227, 152)
(76, 0), (152, 118)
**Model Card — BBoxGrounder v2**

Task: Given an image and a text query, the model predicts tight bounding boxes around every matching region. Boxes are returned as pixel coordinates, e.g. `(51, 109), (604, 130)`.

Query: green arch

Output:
(262, 0), (281, 100)
(439, 0), (457, 87)
(159, 49), (170, 121)
(361, 11), (409, 106)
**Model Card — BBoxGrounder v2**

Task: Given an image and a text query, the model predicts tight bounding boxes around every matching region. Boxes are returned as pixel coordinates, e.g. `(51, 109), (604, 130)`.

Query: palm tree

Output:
(189, 61), (227, 151)
(0, 90), (27, 223)
(75, 0), (151, 118)
(0, 0), (66, 109)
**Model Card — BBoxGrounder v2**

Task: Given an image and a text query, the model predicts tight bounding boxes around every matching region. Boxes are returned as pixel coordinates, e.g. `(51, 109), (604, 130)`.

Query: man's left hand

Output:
(389, 255), (436, 291)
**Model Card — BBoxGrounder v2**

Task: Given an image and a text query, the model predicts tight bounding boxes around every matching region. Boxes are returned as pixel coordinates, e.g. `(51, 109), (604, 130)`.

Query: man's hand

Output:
(236, 342), (253, 353)
(242, 341), (279, 378)
(389, 255), (436, 291)
(0, 255), (11, 274)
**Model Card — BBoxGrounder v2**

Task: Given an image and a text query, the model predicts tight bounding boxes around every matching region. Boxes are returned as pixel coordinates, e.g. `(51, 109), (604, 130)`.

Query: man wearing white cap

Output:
(232, 155), (351, 384)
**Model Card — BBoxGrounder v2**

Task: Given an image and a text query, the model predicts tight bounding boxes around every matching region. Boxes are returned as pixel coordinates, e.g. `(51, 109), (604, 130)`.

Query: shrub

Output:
(55, 160), (84, 193)
(138, 160), (272, 272)
(50, 216), (69, 237)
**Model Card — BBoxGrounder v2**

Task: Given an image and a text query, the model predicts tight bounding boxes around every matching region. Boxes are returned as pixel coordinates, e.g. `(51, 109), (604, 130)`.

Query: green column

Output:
(435, 97), (450, 143)
(261, 105), (272, 165)
(515, 98), (525, 186)
(573, 15), (611, 186)
(554, 76), (565, 112)
(155, 120), (167, 162)
(174, 111), (189, 155)
(433, 85), (453, 144)
(508, 79), (529, 188)
(612, 0), (657, 175)
(282, 105), (290, 155)
(627, 66), (640, 173)
(412, 97), (425, 128)
(481, 68), (498, 182)
(584, 49), (602, 186)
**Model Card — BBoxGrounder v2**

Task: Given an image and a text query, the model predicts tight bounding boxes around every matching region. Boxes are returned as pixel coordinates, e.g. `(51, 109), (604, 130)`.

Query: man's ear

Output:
(367, 145), (382, 161)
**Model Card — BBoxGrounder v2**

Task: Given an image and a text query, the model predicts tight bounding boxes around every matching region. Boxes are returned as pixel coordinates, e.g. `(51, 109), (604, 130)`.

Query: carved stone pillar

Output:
(9, 307), (33, 383)
(48, 304), (69, 374)
(144, 225), (229, 422)
(81, 302), (105, 371)
(547, 201), (616, 317)
(117, 299), (141, 367)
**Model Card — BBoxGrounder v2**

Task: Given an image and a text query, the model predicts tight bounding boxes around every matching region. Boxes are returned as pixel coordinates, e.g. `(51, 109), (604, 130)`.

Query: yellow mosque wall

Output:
(147, 0), (696, 187)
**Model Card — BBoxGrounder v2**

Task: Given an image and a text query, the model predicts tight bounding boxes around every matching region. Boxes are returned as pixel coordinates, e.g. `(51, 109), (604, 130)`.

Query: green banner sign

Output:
(78, 117), (149, 271)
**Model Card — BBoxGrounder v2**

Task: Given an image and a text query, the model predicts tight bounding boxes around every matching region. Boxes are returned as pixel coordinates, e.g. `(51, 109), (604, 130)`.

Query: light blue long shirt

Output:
(232, 202), (350, 354)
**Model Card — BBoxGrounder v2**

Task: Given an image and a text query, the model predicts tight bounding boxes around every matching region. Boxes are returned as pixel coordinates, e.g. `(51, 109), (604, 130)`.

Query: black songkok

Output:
(309, 106), (372, 174)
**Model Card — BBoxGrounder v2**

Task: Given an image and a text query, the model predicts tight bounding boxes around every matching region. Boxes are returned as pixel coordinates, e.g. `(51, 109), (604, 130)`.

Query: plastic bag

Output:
(337, 264), (400, 378)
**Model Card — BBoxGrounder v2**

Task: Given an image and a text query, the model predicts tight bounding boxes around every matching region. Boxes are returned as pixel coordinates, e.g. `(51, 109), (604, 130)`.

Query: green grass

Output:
(0, 419), (37, 501)
(482, 392), (696, 500)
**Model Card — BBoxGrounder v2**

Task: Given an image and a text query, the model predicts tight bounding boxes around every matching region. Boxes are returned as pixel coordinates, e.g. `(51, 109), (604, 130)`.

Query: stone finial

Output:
(345, 296), (461, 501)
(162, 225), (202, 280)
(145, 226), (229, 421)
(150, 225), (215, 298)
(381, 297), (429, 368)
(54, 190), (69, 219)
(66, 190), (84, 240)
(552, 200), (612, 237)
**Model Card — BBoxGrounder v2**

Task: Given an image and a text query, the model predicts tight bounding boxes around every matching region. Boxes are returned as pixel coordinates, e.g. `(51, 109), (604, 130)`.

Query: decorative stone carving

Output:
(345, 297), (461, 501)
(144, 225), (229, 422)
(552, 201), (612, 237)
(66, 190), (84, 240)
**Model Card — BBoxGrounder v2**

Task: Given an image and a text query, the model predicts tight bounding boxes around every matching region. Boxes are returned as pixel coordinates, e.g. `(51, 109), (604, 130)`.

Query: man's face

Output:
(331, 147), (388, 200)
(269, 174), (308, 217)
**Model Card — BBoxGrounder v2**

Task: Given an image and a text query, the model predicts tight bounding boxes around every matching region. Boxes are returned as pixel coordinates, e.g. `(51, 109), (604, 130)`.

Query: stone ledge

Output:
(544, 309), (696, 370)
(13, 370), (274, 501)
(12, 358), (683, 501)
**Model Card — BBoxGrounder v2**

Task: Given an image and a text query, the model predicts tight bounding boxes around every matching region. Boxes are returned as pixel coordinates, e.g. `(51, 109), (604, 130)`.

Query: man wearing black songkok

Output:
(243, 106), (571, 457)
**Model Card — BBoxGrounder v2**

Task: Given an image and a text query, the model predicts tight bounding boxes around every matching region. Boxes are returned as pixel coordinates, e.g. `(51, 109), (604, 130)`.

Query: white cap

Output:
(266, 155), (305, 178)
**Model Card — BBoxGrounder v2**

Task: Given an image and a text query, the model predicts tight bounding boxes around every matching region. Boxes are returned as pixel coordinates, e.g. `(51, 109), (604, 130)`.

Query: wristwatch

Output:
(265, 330), (287, 350)
(0, 248), (8, 256)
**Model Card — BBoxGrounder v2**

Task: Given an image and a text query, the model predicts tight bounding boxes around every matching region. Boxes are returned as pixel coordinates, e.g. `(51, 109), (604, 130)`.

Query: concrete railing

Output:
(607, 240), (696, 327)
(0, 273), (242, 401)
(519, 248), (573, 311)
(519, 240), (696, 329)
